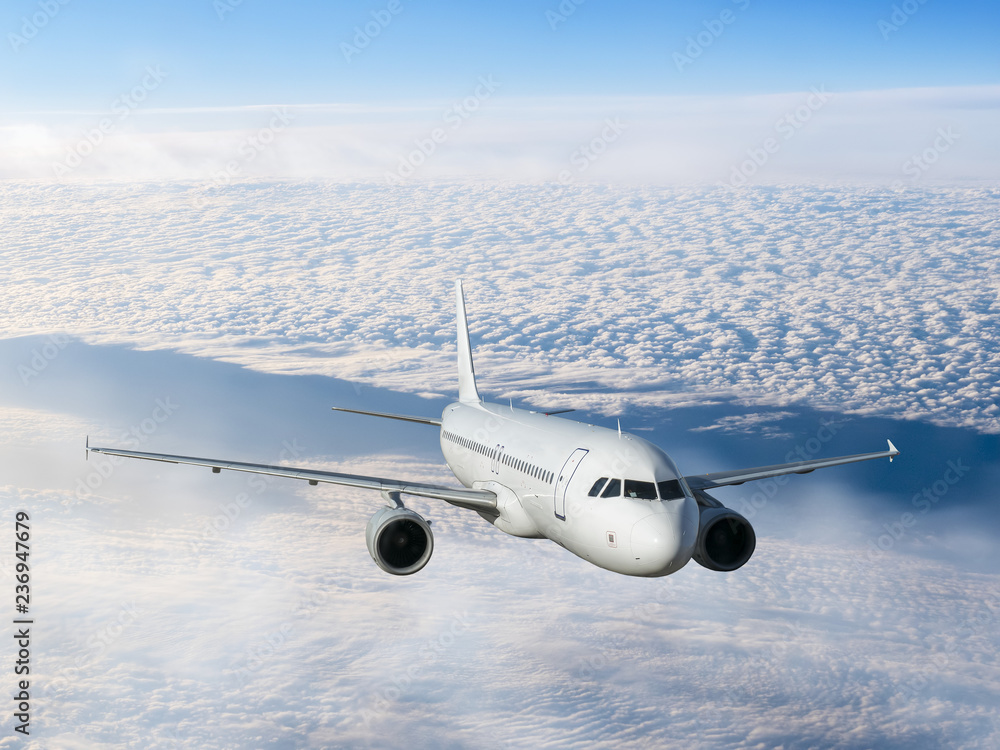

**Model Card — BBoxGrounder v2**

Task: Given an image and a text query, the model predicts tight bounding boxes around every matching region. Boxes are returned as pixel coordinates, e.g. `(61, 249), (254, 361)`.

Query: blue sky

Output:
(2, 0), (998, 111)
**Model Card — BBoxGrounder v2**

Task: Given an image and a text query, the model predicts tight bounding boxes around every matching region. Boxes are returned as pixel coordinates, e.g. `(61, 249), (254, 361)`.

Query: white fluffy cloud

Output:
(1, 445), (997, 748)
(1, 181), (997, 432)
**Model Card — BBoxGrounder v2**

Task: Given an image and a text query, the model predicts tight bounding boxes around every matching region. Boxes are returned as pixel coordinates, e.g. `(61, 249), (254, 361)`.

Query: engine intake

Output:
(693, 505), (756, 572)
(366, 506), (434, 575)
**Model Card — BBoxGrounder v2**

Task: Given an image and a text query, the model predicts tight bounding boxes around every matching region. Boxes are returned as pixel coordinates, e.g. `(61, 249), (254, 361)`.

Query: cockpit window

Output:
(588, 478), (608, 497)
(657, 479), (685, 500)
(624, 480), (657, 500)
(600, 478), (621, 498)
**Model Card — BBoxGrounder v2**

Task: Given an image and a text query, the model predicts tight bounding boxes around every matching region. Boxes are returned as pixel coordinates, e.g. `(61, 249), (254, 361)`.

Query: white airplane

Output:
(89, 281), (899, 578)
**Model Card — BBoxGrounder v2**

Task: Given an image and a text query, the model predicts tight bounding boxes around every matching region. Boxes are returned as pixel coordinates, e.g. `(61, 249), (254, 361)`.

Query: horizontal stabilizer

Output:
(331, 406), (441, 426)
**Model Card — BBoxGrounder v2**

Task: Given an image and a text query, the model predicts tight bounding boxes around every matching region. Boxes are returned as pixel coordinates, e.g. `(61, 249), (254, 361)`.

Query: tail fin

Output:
(455, 280), (481, 404)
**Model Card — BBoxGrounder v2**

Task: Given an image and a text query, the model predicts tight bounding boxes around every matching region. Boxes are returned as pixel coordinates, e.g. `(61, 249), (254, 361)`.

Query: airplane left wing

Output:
(87, 444), (497, 514)
(684, 440), (899, 490)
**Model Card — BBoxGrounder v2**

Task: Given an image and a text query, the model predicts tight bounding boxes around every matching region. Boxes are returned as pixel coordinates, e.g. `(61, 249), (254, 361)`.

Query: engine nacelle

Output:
(365, 506), (434, 575)
(693, 505), (756, 572)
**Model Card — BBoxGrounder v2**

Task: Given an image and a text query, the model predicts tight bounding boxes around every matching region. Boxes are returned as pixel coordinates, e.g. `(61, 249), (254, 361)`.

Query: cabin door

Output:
(554, 448), (589, 520)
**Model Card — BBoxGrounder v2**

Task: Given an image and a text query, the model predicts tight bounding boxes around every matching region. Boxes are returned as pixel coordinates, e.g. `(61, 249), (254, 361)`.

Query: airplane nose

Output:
(630, 513), (682, 574)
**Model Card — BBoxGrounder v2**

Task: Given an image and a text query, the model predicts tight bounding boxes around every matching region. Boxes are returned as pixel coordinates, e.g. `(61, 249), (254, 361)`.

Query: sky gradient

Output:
(1, 2), (999, 748)
(2, 0), (999, 184)
(3, 0), (999, 108)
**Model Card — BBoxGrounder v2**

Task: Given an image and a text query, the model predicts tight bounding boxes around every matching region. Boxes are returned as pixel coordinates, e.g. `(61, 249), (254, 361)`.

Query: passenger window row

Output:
(442, 430), (553, 484)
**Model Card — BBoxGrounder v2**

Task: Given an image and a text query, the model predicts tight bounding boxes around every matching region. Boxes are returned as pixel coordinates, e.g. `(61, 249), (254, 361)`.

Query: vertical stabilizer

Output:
(455, 280), (481, 403)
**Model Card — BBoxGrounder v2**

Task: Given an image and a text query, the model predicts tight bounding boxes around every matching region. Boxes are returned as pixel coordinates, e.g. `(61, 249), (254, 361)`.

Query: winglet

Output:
(887, 439), (899, 462)
(86, 434), (89, 461)
(456, 280), (481, 404)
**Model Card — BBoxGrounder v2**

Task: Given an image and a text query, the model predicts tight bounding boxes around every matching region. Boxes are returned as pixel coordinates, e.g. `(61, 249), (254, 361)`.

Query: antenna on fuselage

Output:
(617, 419), (622, 439)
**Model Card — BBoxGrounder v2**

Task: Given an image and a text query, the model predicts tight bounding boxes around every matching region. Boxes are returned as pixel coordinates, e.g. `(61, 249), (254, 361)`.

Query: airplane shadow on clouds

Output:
(0, 335), (447, 521)
(0, 335), (445, 459)
(0, 335), (997, 571)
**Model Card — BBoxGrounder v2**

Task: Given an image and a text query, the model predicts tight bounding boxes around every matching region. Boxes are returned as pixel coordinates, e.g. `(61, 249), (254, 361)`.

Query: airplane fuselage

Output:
(440, 400), (700, 577)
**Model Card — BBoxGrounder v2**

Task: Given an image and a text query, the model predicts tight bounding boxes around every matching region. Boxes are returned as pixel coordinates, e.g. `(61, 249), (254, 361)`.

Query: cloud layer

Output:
(1, 180), (998, 432)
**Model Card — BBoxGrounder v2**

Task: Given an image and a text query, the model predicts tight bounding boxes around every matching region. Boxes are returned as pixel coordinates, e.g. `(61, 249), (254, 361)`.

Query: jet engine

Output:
(365, 506), (434, 575)
(693, 504), (756, 572)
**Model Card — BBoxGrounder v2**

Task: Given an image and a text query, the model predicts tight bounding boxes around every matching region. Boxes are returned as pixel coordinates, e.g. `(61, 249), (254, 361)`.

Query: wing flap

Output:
(684, 440), (900, 490)
(88, 446), (497, 513)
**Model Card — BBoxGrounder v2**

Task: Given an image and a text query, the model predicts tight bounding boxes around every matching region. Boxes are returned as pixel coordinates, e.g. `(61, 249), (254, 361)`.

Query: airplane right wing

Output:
(683, 440), (899, 490)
